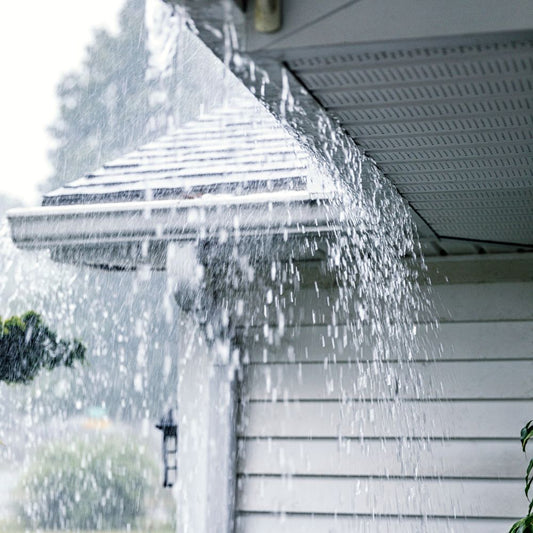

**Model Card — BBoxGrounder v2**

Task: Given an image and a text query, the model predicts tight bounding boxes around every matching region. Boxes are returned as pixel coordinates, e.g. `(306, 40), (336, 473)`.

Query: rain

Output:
(1, 1), (532, 533)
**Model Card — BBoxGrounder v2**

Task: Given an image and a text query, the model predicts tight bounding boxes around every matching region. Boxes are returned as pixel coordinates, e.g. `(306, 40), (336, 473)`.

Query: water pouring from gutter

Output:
(145, 2), (440, 530)
(4, 0), (441, 530)
(153, 0), (435, 369)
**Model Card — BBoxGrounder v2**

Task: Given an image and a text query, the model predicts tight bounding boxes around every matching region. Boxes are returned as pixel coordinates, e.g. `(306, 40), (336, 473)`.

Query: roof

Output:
(10, 80), (530, 266)
(7, 98), (336, 268)
(43, 98), (326, 206)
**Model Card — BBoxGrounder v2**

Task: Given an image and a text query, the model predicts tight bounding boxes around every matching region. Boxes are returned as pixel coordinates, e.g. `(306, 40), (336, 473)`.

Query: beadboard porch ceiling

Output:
(178, 0), (533, 252)
(277, 36), (533, 249)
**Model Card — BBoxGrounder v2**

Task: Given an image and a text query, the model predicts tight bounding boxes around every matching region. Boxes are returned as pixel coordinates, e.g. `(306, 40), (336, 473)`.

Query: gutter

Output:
(7, 191), (336, 250)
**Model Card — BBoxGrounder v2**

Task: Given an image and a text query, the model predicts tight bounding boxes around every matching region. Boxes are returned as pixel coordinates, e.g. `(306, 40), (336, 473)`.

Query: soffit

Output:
(282, 36), (533, 247)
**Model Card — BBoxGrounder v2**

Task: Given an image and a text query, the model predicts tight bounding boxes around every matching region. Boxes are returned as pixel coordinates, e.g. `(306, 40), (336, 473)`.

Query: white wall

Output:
(235, 254), (533, 532)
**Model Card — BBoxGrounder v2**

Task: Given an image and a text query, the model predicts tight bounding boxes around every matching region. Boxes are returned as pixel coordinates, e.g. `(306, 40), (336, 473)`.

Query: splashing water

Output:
(146, 2), (442, 531)
(0, 1), (444, 531)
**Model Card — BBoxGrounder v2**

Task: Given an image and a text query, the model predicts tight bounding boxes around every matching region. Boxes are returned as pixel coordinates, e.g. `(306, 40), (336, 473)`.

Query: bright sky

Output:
(0, 1), (125, 206)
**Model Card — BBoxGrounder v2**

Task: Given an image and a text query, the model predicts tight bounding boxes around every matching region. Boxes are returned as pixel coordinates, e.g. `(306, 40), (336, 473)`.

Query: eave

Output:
(7, 191), (336, 268)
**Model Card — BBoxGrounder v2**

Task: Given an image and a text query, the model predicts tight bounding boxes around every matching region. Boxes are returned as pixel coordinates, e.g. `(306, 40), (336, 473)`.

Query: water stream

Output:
(149, 2), (442, 531)
(0, 1), (442, 531)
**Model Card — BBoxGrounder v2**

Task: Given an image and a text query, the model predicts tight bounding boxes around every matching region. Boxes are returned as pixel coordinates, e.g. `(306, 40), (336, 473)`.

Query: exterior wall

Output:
(235, 254), (533, 532)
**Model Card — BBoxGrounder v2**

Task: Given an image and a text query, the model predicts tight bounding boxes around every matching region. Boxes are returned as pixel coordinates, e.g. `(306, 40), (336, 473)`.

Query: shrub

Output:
(0, 311), (85, 384)
(509, 420), (533, 532)
(19, 433), (156, 530)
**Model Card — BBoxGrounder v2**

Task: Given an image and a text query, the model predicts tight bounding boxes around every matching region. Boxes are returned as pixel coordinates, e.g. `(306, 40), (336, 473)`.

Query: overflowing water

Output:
(0, 222), (178, 531)
(146, 3), (443, 532)
(0, 1), (443, 532)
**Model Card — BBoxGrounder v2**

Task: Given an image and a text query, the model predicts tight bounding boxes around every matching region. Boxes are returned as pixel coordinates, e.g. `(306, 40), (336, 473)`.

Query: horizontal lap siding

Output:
(243, 361), (533, 400)
(240, 400), (533, 438)
(237, 477), (523, 517)
(264, 281), (533, 326)
(235, 515), (516, 533)
(246, 321), (533, 363)
(238, 439), (525, 478)
(236, 276), (533, 532)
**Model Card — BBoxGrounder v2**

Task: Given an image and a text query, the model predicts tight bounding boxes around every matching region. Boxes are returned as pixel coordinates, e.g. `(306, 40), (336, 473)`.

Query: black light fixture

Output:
(155, 409), (178, 488)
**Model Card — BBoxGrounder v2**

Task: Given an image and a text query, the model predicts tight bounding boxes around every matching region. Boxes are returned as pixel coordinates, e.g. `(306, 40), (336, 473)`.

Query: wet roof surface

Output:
(43, 99), (315, 206)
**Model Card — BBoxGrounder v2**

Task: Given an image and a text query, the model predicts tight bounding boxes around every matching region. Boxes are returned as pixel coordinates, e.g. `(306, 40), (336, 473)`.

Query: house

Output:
(8, 1), (533, 531)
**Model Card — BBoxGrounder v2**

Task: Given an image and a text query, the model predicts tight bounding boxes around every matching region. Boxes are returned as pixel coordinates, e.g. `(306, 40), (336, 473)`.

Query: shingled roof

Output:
(8, 98), (334, 267)
(43, 98), (324, 207)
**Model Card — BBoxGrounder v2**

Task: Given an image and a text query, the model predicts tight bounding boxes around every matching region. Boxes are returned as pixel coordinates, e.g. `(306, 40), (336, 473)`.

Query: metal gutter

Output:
(7, 191), (337, 250)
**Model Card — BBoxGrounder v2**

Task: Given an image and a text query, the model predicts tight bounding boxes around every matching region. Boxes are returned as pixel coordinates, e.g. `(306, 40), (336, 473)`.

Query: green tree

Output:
(43, 0), (154, 193)
(0, 311), (85, 384)
(19, 434), (156, 530)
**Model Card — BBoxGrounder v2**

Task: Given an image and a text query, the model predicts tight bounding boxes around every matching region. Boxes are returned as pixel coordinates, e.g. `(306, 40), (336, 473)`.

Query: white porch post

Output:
(207, 349), (239, 531)
(169, 243), (238, 533)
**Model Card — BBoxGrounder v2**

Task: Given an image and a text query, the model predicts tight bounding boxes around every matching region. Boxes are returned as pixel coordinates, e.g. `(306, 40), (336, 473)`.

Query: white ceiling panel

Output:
(286, 37), (533, 246)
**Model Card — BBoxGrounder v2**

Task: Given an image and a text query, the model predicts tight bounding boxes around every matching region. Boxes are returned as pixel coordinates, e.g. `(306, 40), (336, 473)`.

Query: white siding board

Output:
(236, 272), (533, 529)
(239, 400), (533, 438)
(432, 282), (533, 322)
(237, 477), (523, 517)
(434, 321), (533, 360)
(245, 321), (533, 363)
(248, 281), (533, 326)
(238, 439), (525, 478)
(243, 361), (533, 400)
(235, 514), (516, 533)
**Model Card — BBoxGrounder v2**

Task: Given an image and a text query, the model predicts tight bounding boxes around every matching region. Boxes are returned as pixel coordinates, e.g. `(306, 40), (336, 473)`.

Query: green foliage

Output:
(0, 311), (85, 384)
(522, 421), (533, 452)
(19, 434), (156, 530)
(510, 421), (533, 532)
(510, 515), (533, 533)
(44, 0), (155, 192)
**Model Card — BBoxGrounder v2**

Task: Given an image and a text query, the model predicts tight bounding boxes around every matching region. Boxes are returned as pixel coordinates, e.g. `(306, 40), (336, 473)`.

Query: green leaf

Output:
(528, 459), (533, 480)
(523, 428), (533, 452)
(509, 515), (533, 533)
(525, 476), (533, 500)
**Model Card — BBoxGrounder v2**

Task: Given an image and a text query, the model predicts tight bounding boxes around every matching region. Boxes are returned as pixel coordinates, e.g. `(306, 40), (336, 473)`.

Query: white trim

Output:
(424, 252), (533, 264)
(8, 192), (338, 249)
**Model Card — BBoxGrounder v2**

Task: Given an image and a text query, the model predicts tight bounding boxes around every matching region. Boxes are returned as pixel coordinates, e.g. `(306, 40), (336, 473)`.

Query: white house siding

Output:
(235, 255), (533, 532)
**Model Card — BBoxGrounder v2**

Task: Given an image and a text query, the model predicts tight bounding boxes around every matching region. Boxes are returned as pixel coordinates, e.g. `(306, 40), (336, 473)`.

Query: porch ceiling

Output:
(280, 35), (533, 248)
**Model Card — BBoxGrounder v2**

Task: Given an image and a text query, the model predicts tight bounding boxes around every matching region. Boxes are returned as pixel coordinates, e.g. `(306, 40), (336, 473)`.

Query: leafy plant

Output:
(510, 420), (533, 532)
(19, 433), (156, 530)
(0, 311), (85, 384)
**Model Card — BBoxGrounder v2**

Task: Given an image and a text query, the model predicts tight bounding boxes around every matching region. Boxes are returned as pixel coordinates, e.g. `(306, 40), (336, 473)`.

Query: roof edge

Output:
(8, 192), (337, 250)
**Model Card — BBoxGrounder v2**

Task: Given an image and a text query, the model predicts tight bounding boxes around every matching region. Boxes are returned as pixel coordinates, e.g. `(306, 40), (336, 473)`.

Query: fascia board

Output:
(7, 192), (338, 249)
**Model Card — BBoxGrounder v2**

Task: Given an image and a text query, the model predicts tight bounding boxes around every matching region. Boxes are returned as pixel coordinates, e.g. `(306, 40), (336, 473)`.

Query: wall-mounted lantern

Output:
(155, 409), (178, 488)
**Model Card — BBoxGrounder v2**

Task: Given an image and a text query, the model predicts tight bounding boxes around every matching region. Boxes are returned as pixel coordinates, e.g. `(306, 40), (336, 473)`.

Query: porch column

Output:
(169, 243), (238, 533)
